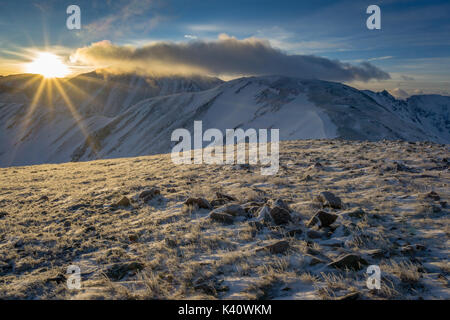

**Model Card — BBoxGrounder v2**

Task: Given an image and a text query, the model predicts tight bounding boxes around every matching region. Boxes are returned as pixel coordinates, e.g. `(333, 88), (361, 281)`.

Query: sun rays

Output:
(13, 75), (99, 166)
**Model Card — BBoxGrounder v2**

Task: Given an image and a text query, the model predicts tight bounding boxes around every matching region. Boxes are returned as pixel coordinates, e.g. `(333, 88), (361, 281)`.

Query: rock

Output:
(106, 262), (144, 281)
(116, 196), (131, 207)
(271, 199), (291, 212)
(0, 212), (8, 219)
(394, 162), (415, 172)
(209, 211), (234, 224)
(425, 191), (440, 201)
(342, 208), (366, 219)
(307, 211), (338, 228)
(210, 199), (228, 207)
(307, 230), (324, 239)
(248, 221), (265, 231)
(440, 201), (447, 208)
(315, 192), (343, 209)
(255, 206), (272, 223)
(139, 188), (160, 201)
(366, 249), (386, 259)
(222, 204), (246, 216)
(128, 234), (139, 243)
(258, 240), (290, 254)
(215, 192), (237, 202)
(39, 195), (49, 202)
(286, 228), (303, 237)
(401, 244), (426, 255)
(165, 237), (178, 248)
(270, 206), (292, 225)
(328, 254), (368, 271)
(184, 197), (212, 209)
(306, 255), (326, 266)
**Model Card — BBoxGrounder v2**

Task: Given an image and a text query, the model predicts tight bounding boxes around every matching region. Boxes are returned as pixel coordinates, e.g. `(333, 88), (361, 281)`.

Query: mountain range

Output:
(0, 72), (448, 167)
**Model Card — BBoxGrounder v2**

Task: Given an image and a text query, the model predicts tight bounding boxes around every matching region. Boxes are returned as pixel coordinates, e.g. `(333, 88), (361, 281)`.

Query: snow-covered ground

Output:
(0, 139), (448, 300)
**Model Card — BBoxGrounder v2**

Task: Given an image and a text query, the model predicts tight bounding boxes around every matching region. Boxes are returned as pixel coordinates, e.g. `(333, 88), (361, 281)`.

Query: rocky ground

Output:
(0, 139), (448, 300)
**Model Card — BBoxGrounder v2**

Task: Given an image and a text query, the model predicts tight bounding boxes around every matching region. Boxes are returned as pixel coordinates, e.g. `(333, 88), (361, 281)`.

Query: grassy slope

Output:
(0, 139), (448, 299)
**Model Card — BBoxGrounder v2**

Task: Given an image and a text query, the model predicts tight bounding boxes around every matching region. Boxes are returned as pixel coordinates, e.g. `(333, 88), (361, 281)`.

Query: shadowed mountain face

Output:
(0, 74), (448, 167)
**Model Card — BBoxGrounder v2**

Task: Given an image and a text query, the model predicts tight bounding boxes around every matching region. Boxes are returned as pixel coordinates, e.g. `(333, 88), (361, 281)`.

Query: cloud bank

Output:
(72, 35), (390, 82)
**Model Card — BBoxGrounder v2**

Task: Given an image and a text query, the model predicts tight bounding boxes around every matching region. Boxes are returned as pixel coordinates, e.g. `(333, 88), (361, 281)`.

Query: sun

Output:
(25, 52), (70, 78)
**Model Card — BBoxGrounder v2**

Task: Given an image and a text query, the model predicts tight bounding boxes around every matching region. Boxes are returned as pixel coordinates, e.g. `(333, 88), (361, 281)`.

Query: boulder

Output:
(184, 197), (212, 209)
(258, 240), (290, 254)
(209, 211), (234, 224)
(328, 254), (368, 271)
(307, 230), (324, 239)
(270, 206), (292, 225)
(271, 199), (291, 212)
(215, 192), (237, 202)
(255, 206), (272, 223)
(315, 191), (343, 209)
(307, 211), (338, 228)
(116, 196), (131, 207)
(139, 188), (160, 201)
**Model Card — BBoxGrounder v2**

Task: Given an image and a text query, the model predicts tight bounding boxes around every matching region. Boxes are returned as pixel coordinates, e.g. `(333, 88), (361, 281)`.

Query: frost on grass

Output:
(0, 139), (448, 300)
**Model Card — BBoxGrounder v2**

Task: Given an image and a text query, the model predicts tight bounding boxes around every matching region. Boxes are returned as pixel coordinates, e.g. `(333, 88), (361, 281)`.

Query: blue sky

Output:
(0, 0), (449, 96)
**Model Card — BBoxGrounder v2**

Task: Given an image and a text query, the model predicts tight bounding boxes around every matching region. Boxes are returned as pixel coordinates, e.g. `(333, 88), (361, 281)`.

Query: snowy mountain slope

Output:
(0, 74), (448, 167)
(363, 90), (450, 143)
(0, 72), (223, 117)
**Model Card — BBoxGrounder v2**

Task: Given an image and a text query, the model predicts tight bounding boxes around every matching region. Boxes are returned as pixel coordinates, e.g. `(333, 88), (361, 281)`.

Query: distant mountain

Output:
(0, 74), (448, 167)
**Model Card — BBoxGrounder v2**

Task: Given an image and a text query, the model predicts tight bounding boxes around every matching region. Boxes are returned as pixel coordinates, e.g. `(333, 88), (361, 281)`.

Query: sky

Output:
(0, 0), (449, 97)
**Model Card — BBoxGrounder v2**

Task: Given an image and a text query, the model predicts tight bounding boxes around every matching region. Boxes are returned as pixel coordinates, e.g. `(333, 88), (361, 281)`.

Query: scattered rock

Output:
(307, 230), (324, 239)
(286, 228), (303, 237)
(255, 206), (272, 223)
(394, 162), (416, 172)
(424, 191), (440, 201)
(106, 262), (144, 281)
(258, 240), (290, 254)
(0, 212), (7, 219)
(401, 244), (426, 255)
(215, 192), (237, 202)
(39, 195), (49, 202)
(165, 237), (178, 248)
(222, 204), (246, 216)
(328, 254), (368, 271)
(184, 197), (212, 209)
(315, 192), (343, 209)
(307, 211), (338, 229)
(248, 221), (265, 231)
(342, 208), (366, 219)
(209, 211), (234, 224)
(307, 255), (326, 266)
(116, 196), (131, 207)
(128, 234), (139, 243)
(271, 199), (291, 212)
(366, 249), (386, 259)
(313, 162), (323, 169)
(139, 188), (160, 201)
(210, 199), (228, 207)
(270, 206), (292, 225)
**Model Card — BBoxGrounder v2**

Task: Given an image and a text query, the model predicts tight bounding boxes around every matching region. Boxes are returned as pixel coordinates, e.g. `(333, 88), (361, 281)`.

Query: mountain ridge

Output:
(0, 73), (448, 167)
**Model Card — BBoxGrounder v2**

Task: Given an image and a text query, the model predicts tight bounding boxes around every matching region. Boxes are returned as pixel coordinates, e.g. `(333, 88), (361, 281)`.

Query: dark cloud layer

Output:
(73, 36), (390, 82)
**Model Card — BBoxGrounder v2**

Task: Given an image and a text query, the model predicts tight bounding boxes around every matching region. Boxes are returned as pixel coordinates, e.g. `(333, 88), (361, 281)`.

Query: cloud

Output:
(400, 75), (415, 81)
(72, 35), (390, 82)
(81, 0), (164, 41)
(390, 88), (410, 99)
